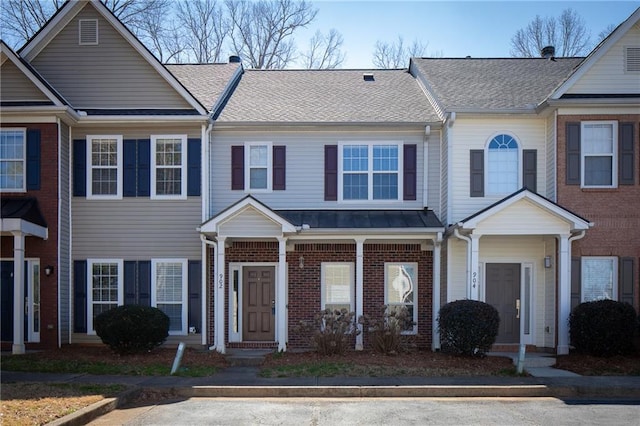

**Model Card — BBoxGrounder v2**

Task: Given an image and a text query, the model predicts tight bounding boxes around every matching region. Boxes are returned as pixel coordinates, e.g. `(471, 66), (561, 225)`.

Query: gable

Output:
(0, 58), (51, 103)
(566, 23), (640, 95)
(475, 198), (570, 235)
(218, 206), (284, 237)
(26, 2), (193, 110)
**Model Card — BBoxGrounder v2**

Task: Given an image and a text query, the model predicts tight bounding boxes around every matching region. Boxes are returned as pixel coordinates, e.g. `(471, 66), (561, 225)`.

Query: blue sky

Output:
(295, 1), (639, 68)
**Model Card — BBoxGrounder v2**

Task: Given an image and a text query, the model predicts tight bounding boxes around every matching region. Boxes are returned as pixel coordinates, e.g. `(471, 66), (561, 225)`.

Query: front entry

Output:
(1, 260), (40, 343)
(242, 266), (275, 341)
(486, 263), (521, 343)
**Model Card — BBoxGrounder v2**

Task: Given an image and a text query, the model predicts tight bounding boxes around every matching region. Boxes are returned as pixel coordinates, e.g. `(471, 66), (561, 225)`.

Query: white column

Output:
(469, 234), (480, 301)
(355, 237), (365, 350)
(432, 234), (442, 351)
(277, 237), (287, 352)
(12, 232), (25, 355)
(557, 234), (571, 355)
(215, 237), (226, 354)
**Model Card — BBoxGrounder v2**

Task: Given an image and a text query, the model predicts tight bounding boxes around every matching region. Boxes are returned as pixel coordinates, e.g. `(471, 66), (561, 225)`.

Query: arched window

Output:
(487, 134), (519, 194)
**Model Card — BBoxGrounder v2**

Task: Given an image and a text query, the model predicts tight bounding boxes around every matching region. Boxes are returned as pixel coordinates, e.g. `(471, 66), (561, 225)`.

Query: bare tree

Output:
(134, 2), (185, 63)
(175, 0), (229, 63)
(300, 29), (345, 69)
(372, 36), (427, 69)
(0, 0), (65, 47)
(226, 0), (317, 69)
(510, 8), (591, 57)
(597, 24), (617, 43)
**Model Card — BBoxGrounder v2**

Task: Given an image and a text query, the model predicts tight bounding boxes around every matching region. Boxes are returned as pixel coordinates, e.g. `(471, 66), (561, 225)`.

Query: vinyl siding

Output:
(449, 118), (547, 223)
(440, 125), (449, 225)
(59, 121), (71, 344)
(29, 3), (191, 109)
(566, 27), (640, 95)
(0, 60), (49, 101)
(476, 199), (571, 235)
(218, 208), (283, 237)
(426, 131), (441, 214)
(446, 238), (468, 302)
(209, 129), (428, 214)
(545, 113), (557, 201)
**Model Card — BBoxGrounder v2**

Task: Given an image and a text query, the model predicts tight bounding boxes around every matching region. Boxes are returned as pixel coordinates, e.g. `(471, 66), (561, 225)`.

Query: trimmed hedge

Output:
(569, 299), (637, 357)
(438, 299), (500, 356)
(94, 305), (170, 355)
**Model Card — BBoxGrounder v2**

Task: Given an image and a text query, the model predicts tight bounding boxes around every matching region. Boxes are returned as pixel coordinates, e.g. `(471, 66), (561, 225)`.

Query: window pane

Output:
(0, 130), (25, 190)
(156, 262), (183, 303)
(343, 173), (367, 199)
(249, 168), (268, 189)
(583, 124), (613, 154)
(249, 146), (268, 167)
(343, 145), (367, 172)
(373, 173), (398, 199)
(158, 303), (182, 331)
(156, 168), (182, 195)
(582, 258), (614, 301)
(584, 156), (612, 186)
(488, 136), (518, 194)
(324, 264), (351, 306)
(386, 264), (415, 304)
(156, 139), (182, 166)
(373, 145), (398, 171)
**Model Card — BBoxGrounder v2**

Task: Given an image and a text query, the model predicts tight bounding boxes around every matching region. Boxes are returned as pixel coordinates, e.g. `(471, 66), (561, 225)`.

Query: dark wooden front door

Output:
(242, 266), (275, 341)
(486, 263), (521, 344)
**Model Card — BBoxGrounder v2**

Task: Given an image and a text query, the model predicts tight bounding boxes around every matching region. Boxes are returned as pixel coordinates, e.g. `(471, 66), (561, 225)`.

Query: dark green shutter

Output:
(123, 139), (137, 197)
(403, 144), (417, 200)
(619, 123), (635, 185)
(231, 145), (244, 190)
(137, 139), (150, 196)
(273, 145), (286, 190)
(571, 257), (581, 310)
(26, 129), (41, 190)
(187, 138), (201, 196)
(619, 258), (635, 306)
(72, 139), (86, 196)
(324, 145), (338, 201)
(188, 260), (202, 333)
(73, 260), (87, 333)
(470, 150), (484, 197)
(566, 122), (581, 185)
(523, 149), (537, 192)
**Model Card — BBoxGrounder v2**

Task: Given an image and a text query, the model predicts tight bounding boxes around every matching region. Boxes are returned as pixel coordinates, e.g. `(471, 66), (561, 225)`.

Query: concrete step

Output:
(224, 349), (274, 367)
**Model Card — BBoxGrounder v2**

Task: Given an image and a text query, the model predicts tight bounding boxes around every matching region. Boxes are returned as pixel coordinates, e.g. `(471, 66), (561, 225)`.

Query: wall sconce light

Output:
(44, 265), (54, 276)
(299, 256), (304, 269)
(544, 256), (552, 269)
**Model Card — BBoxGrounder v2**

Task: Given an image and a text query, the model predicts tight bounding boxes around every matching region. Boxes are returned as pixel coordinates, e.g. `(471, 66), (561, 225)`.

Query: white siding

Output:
(0, 60), (49, 102)
(476, 199), (571, 235)
(449, 118), (548, 223)
(426, 130), (441, 215)
(446, 238), (467, 302)
(210, 129), (429, 214)
(219, 208), (283, 237)
(567, 26), (640, 95)
(59, 121), (71, 345)
(30, 4), (191, 109)
(545, 113), (556, 201)
(440, 125), (449, 225)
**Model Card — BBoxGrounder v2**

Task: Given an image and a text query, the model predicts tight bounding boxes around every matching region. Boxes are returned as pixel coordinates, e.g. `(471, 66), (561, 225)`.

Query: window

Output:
(487, 134), (519, 195)
(246, 142), (271, 190)
(581, 122), (617, 188)
(340, 143), (401, 200)
(151, 135), (187, 199)
(152, 259), (187, 334)
(87, 259), (123, 333)
(385, 263), (417, 333)
(87, 135), (122, 199)
(321, 263), (354, 312)
(581, 257), (617, 302)
(0, 128), (26, 191)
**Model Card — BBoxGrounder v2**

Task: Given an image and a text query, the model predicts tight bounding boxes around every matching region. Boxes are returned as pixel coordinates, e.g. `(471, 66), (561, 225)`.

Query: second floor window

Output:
(248, 143), (271, 190)
(152, 135), (187, 199)
(88, 135), (122, 199)
(341, 143), (400, 200)
(0, 128), (26, 191)
(581, 122), (617, 187)
(487, 134), (519, 195)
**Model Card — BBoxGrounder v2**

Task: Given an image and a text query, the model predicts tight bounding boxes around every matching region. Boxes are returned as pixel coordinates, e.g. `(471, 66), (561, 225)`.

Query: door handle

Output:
(516, 299), (521, 319)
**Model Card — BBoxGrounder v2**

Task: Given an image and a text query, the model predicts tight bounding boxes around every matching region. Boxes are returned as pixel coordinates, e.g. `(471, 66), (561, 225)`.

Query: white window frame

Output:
(580, 121), (618, 189)
(581, 256), (618, 302)
(87, 259), (124, 334)
(0, 128), (27, 192)
(384, 262), (418, 334)
(338, 141), (404, 201)
(245, 142), (272, 192)
(86, 135), (123, 199)
(151, 135), (187, 200)
(485, 133), (520, 196)
(321, 263), (355, 312)
(151, 259), (188, 335)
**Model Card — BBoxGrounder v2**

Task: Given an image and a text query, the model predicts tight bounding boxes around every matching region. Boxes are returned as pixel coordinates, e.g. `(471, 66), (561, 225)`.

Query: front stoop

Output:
(225, 348), (274, 367)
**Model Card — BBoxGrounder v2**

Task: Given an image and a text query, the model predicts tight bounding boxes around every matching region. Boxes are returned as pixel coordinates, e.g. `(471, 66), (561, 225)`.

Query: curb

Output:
(46, 388), (140, 426)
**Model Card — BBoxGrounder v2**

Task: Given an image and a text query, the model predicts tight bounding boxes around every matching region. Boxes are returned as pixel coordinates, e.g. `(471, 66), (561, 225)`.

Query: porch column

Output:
(12, 231), (25, 355)
(557, 234), (571, 355)
(432, 234), (442, 351)
(277, 237), (287, 352)
(469, 234), (480, 301)
(214, 237), (226, 354)
(355, 237), (365, 350)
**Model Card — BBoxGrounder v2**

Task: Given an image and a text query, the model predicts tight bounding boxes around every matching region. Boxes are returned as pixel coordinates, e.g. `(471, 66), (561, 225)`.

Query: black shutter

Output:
(403, 144), (417, 200)
(571, 257), (581, 311)
(324, 145), (338, 201)
(470, 149), (484, 197)
(273, 145), (286, 190)
(566, 122), (581, 185)
(72, 139), (86, 196)
(619, 123), (635, 185)
(187, 138), (201, 196)
(73, 260), (87, 333)
(231, 146), (244, 190)
(523, 149), (537, 192)
(138, 261), (151, 307)
(124, 261), (137, 304)
(26, 129), (41, 190)
(188, 260), (202, 333)
(137, 139), (150, 196)
(123, 139), (137, 197)
(619, 257), (635, 306)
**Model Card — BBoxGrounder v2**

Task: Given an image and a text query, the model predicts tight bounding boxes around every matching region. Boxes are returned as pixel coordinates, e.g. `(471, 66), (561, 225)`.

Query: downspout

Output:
(432, 232), (443, 351)
(200, 123), (213, 346)
(453, 226), (472, 299)
(557, 229), (587, 354)
(200, 234), (217, 351)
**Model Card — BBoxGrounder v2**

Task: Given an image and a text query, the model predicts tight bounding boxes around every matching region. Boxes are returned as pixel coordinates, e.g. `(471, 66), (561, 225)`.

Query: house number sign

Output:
(472, 271), (477, 289)
(218, 273), (224, 289)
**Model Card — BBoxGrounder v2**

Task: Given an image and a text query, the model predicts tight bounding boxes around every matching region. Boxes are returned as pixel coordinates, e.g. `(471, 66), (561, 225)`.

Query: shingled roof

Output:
(411, 57), (584, 111)
(215, 69), (439, 124)
(166, 63), (241, 112)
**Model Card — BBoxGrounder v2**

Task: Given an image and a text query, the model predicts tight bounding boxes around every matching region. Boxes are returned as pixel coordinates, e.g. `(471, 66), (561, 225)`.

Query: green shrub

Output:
(94, 305), (170, 355)
(360, 305), (415, 354)
(569, 300), (637, 357)
(298, 309), (360, 355)
(438, 299), (500, 357)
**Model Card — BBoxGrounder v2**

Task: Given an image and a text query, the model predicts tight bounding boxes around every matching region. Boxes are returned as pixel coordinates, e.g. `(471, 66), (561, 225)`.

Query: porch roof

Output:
(0, 197), (48, 239)
(276, 209), (443, 229)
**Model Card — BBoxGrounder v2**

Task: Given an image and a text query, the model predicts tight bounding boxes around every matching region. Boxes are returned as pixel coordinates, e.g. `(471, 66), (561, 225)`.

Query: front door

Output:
(242, 266), (275, 341)
(0, 261), (35, 342)
(486, 263), (521, 344)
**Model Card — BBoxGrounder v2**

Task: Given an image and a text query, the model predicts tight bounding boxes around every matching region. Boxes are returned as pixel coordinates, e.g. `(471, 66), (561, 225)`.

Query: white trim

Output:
(0, 128), (27, 192)
(151, 134), (188, 200)
(384, 262), (418, 335)
(580, 256), (618, 302)
(86, 135), (123, 199)
(485, 132), (521, 196)
(521, 262), (535, 346)
(320, 262), (355, 312)
(580, 121), (618, 189)
(87, 259), (124, 334)
(228, 263), (242, 343)
(244, 142), (273, 192)
(151, 258), (189, 335)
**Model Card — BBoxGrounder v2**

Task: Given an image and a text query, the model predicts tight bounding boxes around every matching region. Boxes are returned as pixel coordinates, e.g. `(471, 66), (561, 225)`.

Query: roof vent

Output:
(79, 19), (98, 45)
(363, 73), (374, 81)
(541, 45), (555, 59)
(229, 55), (241, 63)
